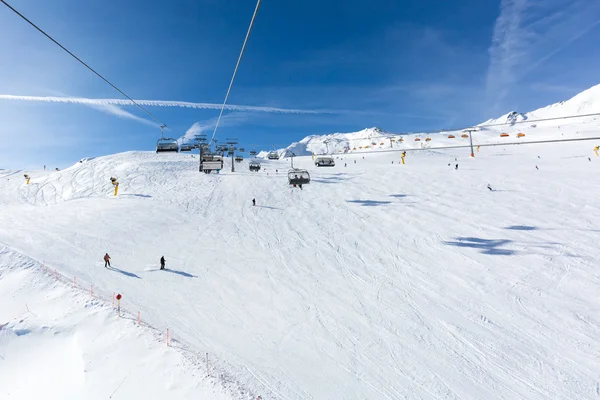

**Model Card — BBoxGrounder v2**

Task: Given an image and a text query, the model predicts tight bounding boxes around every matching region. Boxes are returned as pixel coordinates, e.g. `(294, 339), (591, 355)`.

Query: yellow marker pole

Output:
(311, 153), (315, 160)
(113, 182), (119, 196)
(401, 157), (405, 165)
(595, 147), (599, 156)
(477, 145), (480, 152)
(26, 178), (31, 184)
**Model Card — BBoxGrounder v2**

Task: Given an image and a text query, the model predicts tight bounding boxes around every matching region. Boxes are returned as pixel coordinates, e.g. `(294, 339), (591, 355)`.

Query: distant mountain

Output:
(481, 83), (600, 125)
(258, 83), (600, 158)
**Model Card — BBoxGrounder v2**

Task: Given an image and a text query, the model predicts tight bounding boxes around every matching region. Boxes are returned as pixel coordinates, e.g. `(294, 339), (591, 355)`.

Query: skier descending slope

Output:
(160, 256), (166, 270)
(104, 253), (111, 268)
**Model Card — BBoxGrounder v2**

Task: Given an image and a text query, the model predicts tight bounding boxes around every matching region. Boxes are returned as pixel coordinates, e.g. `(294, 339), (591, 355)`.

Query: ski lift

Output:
(249, 161), (261, 171)
(288, 169), (310, 186)
(249, 150), (257, 156)
(235, 156), (243, 162)
(200, 154), (224, 173)
(156, 137), (179, 152)
(180, 142), (194, 152)
(239, 147), (245, 152)
(268, 151), (279, 160)
(315, 155), (335, 167)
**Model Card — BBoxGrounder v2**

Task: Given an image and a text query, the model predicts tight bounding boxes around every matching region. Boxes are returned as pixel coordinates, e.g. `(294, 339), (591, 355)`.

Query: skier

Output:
(104, 253), (111, 268)
(487, 184), (493, 191)
(344, 163), (347, 167)
(535, 165), (539, 170)
(252, 198), (256, 206)
(455, 164), (459, 170)
(160, 256), (165, 270)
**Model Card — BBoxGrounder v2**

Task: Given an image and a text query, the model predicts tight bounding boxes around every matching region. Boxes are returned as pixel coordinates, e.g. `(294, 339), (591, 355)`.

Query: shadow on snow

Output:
(121, 194), (152, 198)
(505, 225), (537, 231)
(443, 237), (516, 255)
(255, 205), (282, 210)
(107, 266), (142, 278)
(148, 268), (196, 278)
(346, 200), (392, 207)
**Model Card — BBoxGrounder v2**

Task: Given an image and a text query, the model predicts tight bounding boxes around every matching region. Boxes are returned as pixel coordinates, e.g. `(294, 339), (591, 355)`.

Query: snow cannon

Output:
(110, 177), (119, 196)
(594, 146), (599, 156)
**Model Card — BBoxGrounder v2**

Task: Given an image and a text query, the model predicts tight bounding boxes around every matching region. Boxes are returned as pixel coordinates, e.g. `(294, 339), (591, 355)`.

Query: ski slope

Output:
(1, 136), (600, 398)
(0, 247), (234, 400)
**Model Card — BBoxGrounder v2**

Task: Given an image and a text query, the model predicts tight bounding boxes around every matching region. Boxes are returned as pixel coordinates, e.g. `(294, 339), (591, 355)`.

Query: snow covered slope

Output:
(1, 134), (600, 399)
(482, 83), (600, 125)
(258, 83), (600, 158)
(0, 247), (234, 400)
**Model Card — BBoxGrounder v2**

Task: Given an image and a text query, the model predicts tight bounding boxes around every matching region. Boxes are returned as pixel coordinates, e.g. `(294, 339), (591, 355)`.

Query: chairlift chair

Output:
(156, 137), (179, 152)
(200, 154), (224, 173)
(268, 151), (279, 160)
(235, 156), (243, 162)
(315, 155), (335, 167)
(288, 168), (310, 186)
(249, 161), (261, 172)
(180, 142), (193, 152)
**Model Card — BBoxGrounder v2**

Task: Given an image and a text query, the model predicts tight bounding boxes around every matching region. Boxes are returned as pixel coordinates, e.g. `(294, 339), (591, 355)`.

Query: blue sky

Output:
(1, 0), (600, 169)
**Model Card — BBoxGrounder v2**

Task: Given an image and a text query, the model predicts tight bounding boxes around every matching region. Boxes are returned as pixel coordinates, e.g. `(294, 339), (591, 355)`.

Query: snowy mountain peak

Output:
(261, 82), (600, 157)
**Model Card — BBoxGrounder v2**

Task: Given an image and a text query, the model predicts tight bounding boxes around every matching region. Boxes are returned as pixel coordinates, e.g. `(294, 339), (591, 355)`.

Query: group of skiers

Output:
(103, 253), (165, 270)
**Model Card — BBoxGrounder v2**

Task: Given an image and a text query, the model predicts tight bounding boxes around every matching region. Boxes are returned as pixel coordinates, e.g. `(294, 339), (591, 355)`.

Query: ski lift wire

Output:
(210, 0), (262, 144)
(0, 0), (167, 128)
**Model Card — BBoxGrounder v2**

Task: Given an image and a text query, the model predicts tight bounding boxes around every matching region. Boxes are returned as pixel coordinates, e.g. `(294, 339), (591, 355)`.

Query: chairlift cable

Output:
(210, 0), (262, 144)
(0, 0), (167, 128)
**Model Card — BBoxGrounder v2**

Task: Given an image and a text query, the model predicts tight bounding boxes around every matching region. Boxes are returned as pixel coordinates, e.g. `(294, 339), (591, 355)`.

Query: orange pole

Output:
(137, 311), (141, 325)
(112, 293), (115, 307)
(73, 277), (76, 288)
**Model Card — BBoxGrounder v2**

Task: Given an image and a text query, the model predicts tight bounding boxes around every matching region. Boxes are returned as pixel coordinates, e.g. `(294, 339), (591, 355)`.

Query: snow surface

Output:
(261, 84), (600, 158)
(2, 128), (600, 398)
(0, 247), (235, 400)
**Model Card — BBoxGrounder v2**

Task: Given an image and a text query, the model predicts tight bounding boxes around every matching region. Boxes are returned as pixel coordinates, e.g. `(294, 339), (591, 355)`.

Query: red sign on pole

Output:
(116, 294), (122, 300)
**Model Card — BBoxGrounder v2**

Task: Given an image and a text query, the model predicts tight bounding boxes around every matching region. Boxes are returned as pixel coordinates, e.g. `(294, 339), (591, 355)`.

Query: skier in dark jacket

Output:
(160, 256), (165, 270)
(252, 198), (256, 206)
(104, 253), (111, 268)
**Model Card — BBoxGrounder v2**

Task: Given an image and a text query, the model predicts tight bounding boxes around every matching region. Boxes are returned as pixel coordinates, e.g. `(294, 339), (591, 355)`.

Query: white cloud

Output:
(88, 104), (158, 127)
(0, 95), (338, 115)
(486, 0), (600, 113)
(181, 113), (249, 142)
(486, 0), (529, 112)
